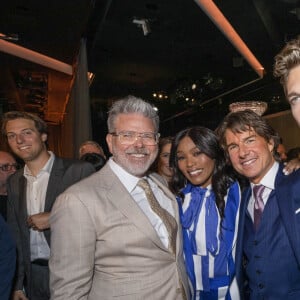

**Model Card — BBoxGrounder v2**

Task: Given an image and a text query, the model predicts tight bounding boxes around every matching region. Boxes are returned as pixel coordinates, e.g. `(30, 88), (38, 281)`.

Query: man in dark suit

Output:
(1, 111), (95, 300)
(217, 109), (300, 299)
(0, 213), (15, 300)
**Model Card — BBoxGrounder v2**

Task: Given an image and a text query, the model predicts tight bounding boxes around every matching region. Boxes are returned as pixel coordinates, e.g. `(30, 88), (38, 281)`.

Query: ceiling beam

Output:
(194, 0), (265, 78)
(0, 39), (73, 76)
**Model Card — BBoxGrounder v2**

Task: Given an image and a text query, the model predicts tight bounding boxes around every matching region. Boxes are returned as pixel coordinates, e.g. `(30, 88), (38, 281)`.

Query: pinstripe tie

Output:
(253, 184), (265, 230)
(138, 178), (177, 254)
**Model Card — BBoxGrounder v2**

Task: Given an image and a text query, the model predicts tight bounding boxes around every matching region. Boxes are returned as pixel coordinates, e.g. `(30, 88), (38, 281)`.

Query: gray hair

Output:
(107, 95), (159, 133)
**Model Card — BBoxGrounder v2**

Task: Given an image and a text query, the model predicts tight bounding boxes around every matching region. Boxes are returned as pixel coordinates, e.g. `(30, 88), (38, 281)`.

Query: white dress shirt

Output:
(108, 158), (174, 249)
(25, 151), (55, 261)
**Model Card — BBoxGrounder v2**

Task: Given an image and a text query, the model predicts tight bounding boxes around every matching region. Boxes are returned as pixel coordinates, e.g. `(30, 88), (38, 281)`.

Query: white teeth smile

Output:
(241, 159), (255, 166)
(19, 146), (30, 150)
(131, 154), (145, 158)
(189, 169), (203, 176)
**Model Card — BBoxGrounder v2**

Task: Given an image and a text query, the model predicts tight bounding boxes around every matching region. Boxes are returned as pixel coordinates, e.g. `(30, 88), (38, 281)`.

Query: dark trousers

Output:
(30, 262), (50, 300)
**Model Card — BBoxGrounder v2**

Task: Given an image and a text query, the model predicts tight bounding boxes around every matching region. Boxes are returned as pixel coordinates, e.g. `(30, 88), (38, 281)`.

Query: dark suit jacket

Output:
(7, 156), (95, 296)
(0, 214), (15, 300)
(235, 164), (300, 299)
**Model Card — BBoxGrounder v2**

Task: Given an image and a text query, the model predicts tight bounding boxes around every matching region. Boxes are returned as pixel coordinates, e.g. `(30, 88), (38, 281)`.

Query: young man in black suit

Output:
(2, 111), (95, 300)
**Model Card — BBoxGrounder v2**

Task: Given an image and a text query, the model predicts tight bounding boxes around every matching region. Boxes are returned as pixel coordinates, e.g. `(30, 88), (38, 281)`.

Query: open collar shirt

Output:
(108, 157), (174, 249)
(24, 151), (55, 261)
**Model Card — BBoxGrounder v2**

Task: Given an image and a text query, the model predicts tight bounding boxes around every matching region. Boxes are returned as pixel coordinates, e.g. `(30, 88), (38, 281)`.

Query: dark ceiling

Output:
(0, 0), (299, 138)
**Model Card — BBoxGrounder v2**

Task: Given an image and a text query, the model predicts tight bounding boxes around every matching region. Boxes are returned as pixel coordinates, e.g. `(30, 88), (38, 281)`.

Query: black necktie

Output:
(137, 178), (177, 254)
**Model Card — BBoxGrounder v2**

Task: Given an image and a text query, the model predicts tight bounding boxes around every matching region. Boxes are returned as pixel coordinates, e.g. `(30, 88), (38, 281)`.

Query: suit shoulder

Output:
(56, 157), (95, 172)
(280, 168), (300, 183)
(7, 168), (23, 184)
(63, 165), (115, 193)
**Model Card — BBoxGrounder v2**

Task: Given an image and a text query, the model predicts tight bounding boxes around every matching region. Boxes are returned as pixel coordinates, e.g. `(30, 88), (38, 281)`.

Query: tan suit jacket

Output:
(49, 163), (190, 300)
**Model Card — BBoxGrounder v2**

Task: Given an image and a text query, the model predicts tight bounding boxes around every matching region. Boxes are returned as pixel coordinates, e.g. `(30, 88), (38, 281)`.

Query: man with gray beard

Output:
(49, 96), (190, 300)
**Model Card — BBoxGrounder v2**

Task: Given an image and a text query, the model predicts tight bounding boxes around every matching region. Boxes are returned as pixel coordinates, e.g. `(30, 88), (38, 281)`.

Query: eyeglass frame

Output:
(110, 131), (160, 145)
(0, 163), (20, 172)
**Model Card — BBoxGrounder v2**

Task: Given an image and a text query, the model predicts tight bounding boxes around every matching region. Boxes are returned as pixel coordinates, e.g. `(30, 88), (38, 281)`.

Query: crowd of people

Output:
(0, 36), (299, 300)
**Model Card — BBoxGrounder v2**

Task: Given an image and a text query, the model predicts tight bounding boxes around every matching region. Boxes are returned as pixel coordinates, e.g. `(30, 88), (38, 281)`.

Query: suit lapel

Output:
(104, 166), (169, 252)
(18, 175), (30, 239)
(275, 166), (300, 266)
(44, 157), (64, 212)
(235, 185), (251, 286)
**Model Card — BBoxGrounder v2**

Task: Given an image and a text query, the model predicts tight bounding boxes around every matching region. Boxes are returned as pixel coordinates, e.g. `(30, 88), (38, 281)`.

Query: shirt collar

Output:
(24, 151), (55, 177)
(251, 161), (279, 190)
(108, 157), (140, 193)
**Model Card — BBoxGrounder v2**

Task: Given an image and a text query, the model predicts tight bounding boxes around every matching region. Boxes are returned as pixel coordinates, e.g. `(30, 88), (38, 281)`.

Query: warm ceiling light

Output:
(0, 39), (73, 75)
(0, 32), (19, 41)
(194, 0), (264, 78)
(87, 72), (95, 85)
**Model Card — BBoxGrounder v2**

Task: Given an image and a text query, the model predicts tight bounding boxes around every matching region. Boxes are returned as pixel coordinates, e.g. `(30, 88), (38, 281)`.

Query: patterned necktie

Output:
(253, 184), (265, 230)
(138, 178), (177, 254)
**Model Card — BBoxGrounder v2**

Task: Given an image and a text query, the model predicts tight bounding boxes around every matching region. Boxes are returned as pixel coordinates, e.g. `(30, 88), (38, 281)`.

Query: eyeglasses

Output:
(110, 131), (160, 146)
(0, 163), (19, 172)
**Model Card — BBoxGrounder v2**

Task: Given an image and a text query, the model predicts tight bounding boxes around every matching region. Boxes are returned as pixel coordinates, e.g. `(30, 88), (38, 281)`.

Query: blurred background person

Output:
(287, 147), (300, 162)
(0, 151), (19, 221)
(79, 140), (106, 159)
(276, 138), (287, 162)
(80, 152), (106, 171)
(150, 136), (174, 186)
(283, 147), (300, 174)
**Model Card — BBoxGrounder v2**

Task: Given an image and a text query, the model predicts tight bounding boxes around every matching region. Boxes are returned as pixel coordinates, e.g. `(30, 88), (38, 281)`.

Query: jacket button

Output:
(253, 240), (258, 245)
(256, 269), (261, 274)
(258, 283), (264, 289)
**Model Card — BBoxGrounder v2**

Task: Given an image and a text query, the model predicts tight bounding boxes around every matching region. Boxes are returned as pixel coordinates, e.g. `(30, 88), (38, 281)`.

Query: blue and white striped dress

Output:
(178, 182), (241, 300)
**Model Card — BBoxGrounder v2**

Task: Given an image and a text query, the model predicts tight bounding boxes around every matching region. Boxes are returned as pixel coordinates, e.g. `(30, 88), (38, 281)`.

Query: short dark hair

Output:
(216, 109), (280, 161)
(80, 152), (106, 171)
(286, 147), (300, 162)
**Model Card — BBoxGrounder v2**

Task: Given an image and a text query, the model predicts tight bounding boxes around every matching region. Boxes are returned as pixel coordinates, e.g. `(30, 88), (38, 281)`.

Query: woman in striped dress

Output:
(169, 126), (241, 300)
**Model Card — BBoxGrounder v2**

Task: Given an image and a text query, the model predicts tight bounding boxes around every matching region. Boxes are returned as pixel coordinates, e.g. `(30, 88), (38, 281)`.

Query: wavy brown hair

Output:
(273, 36), (300, 95)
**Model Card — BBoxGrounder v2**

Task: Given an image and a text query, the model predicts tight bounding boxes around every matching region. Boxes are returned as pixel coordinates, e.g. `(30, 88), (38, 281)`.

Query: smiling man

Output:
(1, 111), (95, 300)
(273, 36), (300, 175)
(274, 36), (300, 127)
(217, 109), (300, 299)
(49, 96), (189, 300)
